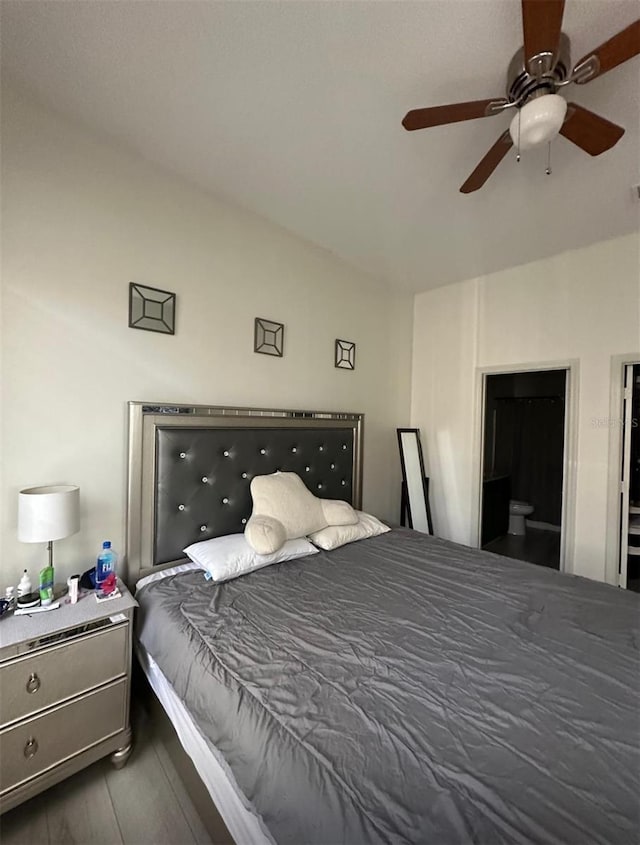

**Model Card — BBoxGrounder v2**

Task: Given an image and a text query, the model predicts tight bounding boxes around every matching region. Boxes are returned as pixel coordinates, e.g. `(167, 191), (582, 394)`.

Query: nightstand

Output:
(0, 581), (137, 814)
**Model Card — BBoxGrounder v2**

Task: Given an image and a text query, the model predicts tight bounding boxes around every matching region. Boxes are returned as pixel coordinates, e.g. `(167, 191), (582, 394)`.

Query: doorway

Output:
(619, 363), (640, 592)
(480, 369), (567, 570)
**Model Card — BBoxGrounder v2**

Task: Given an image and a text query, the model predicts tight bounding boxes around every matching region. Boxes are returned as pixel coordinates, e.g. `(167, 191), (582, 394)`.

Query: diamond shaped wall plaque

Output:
(335, 339), (356, 370)
(254, 317), (284, 357)
(129, 283), (176, 334)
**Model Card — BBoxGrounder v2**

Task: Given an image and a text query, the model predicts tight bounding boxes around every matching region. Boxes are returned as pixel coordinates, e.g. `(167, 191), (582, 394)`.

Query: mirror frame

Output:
(397, 428), (433, 535)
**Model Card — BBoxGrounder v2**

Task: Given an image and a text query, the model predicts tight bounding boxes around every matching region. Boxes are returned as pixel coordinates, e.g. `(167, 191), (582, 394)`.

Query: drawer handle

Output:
(26, 673), (41, 694)
(24, 737), (38, 759)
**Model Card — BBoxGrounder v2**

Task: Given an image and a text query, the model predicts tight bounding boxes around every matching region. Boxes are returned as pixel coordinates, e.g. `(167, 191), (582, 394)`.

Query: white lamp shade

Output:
(18, 485), (80, 543)
(509, 94), (567, 151)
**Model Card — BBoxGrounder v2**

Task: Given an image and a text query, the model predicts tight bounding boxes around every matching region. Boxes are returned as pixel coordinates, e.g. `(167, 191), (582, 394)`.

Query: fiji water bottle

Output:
(96, 541), (117, 591)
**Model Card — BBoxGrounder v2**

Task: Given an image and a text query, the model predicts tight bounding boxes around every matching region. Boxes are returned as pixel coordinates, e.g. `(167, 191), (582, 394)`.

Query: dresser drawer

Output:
(0, 623), (127, 726)
(0, 678), (127, 794)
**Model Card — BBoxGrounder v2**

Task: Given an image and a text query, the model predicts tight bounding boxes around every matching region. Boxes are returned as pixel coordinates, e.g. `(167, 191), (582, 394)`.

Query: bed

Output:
(127, 402), (640, 845)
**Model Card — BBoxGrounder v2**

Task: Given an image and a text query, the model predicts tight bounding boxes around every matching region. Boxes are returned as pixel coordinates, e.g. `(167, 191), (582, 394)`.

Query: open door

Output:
(619, 364), (640, 590)
(479, 368), (567, 570)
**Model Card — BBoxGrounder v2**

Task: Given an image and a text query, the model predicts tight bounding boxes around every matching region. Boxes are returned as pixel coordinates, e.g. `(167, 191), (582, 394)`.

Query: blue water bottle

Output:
(96, 541), (117, 590)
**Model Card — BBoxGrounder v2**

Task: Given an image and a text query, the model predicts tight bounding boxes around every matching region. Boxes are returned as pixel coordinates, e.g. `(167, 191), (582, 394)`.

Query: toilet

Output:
(508, 500), (534, 536)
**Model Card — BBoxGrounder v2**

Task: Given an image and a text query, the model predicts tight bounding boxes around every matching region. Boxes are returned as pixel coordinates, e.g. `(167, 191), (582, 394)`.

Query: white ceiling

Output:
(2, 0), (639, 292)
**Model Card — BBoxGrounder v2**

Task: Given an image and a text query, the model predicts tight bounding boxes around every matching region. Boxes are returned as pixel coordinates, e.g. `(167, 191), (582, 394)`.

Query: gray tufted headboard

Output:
(125, 402), (364, 585)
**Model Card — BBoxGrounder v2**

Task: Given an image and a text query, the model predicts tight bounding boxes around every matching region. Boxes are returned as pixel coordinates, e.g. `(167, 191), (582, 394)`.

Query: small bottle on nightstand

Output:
(96, 541), (117, 590)
(17, 569), (31, 597)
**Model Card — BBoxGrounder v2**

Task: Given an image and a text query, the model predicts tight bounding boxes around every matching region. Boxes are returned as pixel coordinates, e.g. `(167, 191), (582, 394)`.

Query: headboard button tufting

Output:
(153, 421), (359, 566)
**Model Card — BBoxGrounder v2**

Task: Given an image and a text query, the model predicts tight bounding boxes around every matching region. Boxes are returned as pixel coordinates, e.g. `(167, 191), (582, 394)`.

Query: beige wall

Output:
(0, 85), (413, 587)
(412, 233), (640, 583)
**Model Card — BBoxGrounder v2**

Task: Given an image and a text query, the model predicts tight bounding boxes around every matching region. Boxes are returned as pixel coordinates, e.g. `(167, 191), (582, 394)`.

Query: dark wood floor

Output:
(483, 527), (561, 569)
(0, 704), (211, 845)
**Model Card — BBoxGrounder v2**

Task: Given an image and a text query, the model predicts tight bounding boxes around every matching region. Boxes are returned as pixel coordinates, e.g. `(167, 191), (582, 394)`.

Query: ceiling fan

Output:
(402, 1), (640, 193)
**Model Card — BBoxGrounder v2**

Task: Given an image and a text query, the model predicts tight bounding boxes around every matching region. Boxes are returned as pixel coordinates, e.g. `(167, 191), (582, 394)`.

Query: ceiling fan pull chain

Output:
(546, 142), (552, 175)
(516, 109), (522, 162)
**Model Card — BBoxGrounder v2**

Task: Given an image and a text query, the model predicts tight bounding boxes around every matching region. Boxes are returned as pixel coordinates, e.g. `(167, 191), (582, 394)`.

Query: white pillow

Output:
(308, 511), (391, 551)
(245, 471), (357, 554)
(183, 533), (318, 583)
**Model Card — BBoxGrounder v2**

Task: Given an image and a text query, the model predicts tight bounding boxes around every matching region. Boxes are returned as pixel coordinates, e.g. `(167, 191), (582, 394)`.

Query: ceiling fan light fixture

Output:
(509, 94), (568, 150)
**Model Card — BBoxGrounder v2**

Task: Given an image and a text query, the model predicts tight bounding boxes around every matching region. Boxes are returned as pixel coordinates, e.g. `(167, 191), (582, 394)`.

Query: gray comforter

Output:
(136, 530), (640, 844)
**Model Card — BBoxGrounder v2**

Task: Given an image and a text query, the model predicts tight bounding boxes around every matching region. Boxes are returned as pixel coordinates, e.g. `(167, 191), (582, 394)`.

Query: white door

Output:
(618, 364), (635, 588)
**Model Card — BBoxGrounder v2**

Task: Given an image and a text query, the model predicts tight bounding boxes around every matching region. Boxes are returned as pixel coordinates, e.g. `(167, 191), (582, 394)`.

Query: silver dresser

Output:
(0, 582), (137, 813)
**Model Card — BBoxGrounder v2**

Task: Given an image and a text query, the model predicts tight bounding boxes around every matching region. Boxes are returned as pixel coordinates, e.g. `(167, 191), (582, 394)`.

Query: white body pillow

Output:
(184, 533), (318, 582)
(308, 511), (390, 551)
(245, 471), (357, 554)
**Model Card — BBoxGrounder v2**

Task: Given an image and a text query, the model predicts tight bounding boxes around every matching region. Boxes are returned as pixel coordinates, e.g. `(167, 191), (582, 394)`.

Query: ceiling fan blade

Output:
(460, 131), (513, 194)
(522, 0), (566, 73)
(573, 19), (640, 84)
(559, 103), (625, 155)
(402, 98), (508, 131)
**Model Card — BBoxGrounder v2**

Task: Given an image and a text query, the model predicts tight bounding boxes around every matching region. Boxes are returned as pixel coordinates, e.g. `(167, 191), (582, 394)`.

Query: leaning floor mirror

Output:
(397, 428), (433, 534)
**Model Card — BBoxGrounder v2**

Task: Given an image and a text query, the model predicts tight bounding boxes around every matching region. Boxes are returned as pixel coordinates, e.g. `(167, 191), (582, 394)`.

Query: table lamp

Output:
(18, 484), (80, 568)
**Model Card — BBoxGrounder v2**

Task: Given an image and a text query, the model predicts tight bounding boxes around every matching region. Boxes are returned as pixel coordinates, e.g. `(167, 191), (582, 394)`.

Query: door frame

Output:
(471, 359), (579, 573)
(605, 354), (640, 586)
